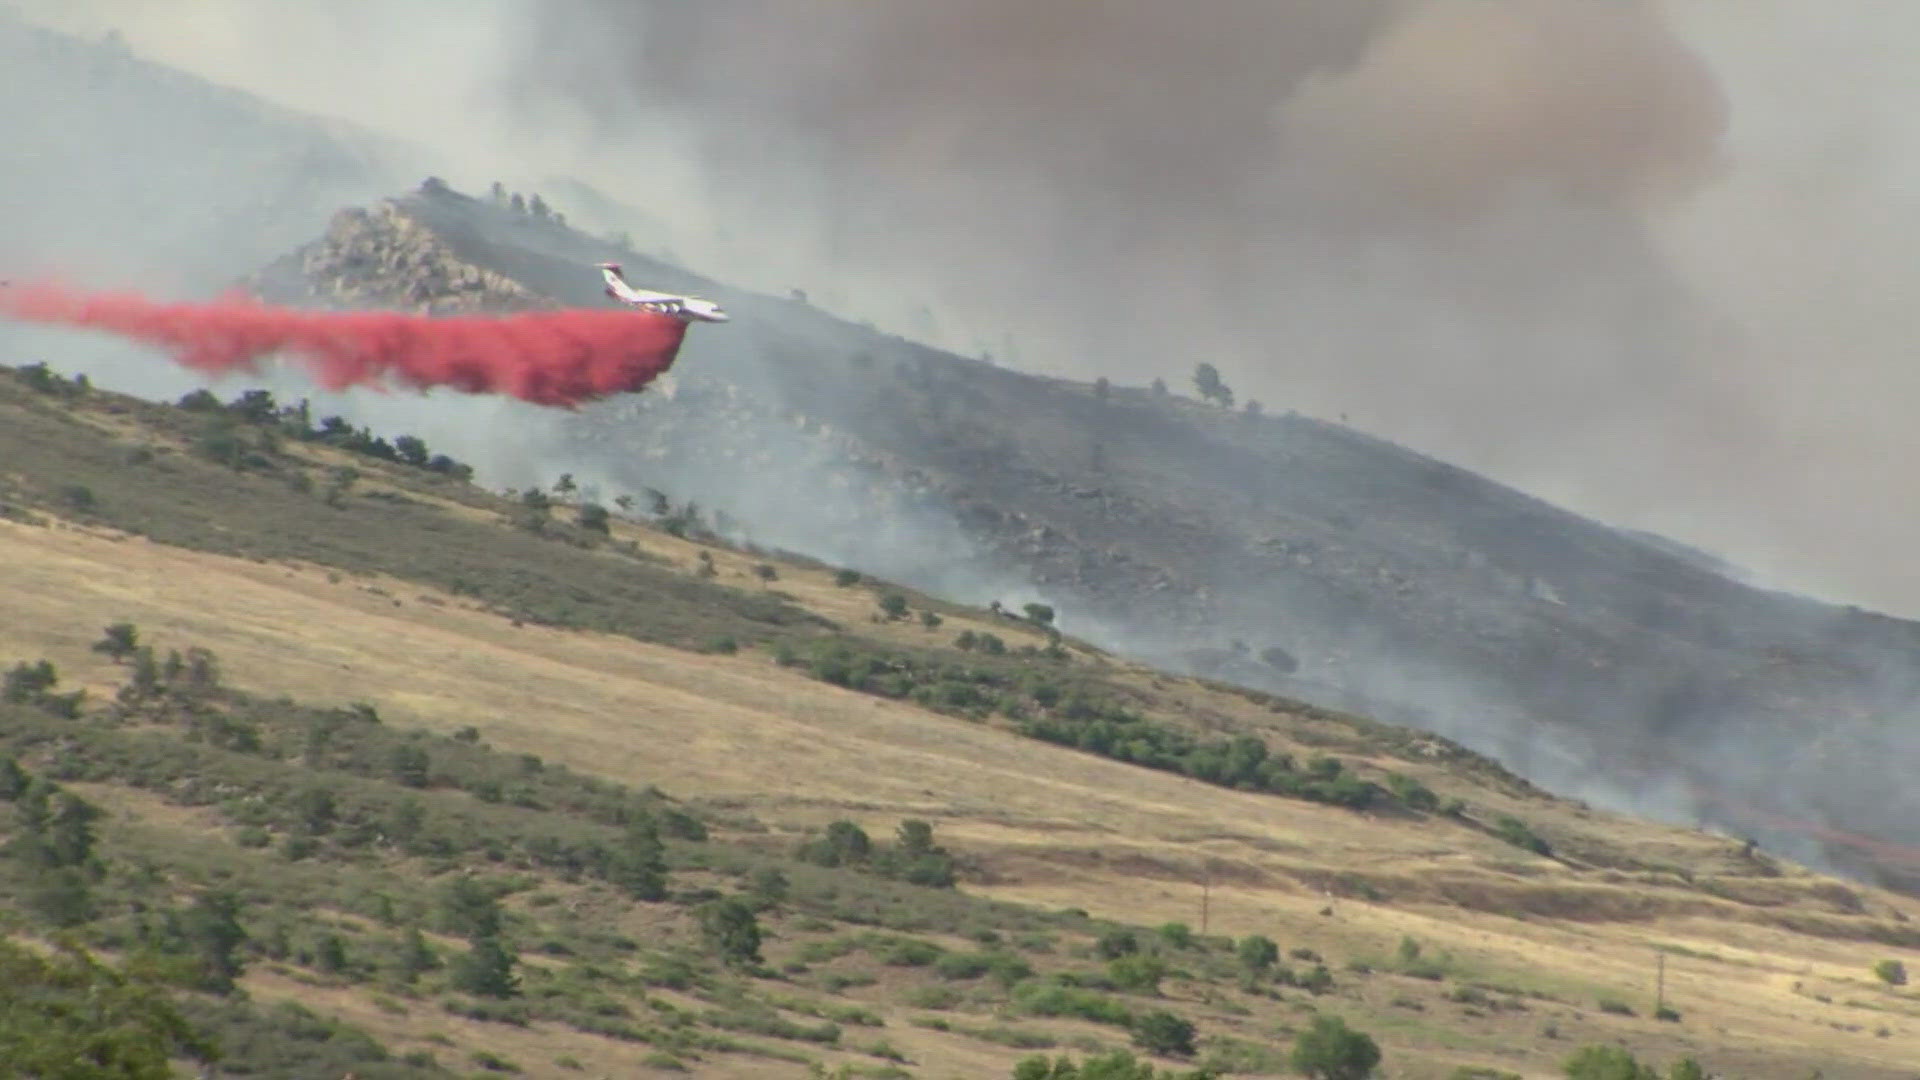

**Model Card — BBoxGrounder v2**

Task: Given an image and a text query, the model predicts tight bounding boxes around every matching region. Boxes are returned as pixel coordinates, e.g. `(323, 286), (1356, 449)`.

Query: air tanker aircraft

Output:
(596, 263), (729, 322)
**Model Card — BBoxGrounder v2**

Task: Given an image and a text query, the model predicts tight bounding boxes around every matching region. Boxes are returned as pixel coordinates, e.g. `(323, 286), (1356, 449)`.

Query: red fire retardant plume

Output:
(0, 283), (690, 408)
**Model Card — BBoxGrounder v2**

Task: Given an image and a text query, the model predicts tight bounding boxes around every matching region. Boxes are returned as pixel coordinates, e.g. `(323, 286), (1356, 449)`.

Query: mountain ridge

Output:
(244, 181), (1920, 896)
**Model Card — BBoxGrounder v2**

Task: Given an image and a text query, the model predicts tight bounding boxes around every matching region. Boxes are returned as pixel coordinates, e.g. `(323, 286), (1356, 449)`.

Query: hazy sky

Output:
(12, 0), (1920, 617)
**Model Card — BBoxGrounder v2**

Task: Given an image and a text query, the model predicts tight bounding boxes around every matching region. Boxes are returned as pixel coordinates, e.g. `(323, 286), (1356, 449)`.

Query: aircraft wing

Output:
(615, 287), (685, 306)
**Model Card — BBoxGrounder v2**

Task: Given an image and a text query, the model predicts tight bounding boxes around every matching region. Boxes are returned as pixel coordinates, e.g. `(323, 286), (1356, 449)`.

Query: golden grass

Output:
(4, 515), (1919, 1077)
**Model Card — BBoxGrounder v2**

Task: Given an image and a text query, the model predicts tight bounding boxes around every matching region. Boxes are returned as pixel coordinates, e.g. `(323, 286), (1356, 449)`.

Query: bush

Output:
(934, 951), (992, 981)
(449, 935), (520, 999)
(1011, 1051), (1195, 1080)
(1095, 929), (1140, 960)
(698, 897), (763, 966)
(1012, 982), (1132, 1027)
(1108, 953), (1167, 994)
(1562, 1045), (1657, 1080)
(1495, 816), (1552, 856)
(91, 622), (139, 662)
(1386, 773), (1438, 811)
(1290, 1014), (1381, 1080)
(1874, 958), (1908, 986)
(1130, 1010), (1196, 1058)
(1237, 934), (1278, 974)
(883, 938), (943, 967)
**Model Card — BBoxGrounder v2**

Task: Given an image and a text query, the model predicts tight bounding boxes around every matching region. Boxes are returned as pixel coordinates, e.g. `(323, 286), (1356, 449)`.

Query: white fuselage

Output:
(597, 264), (729, 322)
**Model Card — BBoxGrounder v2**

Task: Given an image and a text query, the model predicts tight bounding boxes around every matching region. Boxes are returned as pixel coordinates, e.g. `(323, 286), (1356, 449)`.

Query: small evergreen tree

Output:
(2, 660), (57, 704)
(0, 756), (26, 799)
(122, 647), (161, 702)
(439, 876), (504, 939)
(607, 818), (669, 901)
(1237, 934), (1278, 976)
(44, 792), (100, 868)
(389, 744), (430, 788)
(1290, 1014), (1381, 1080)
(451, 934), (519, 998)
(393, 434), (430, 467)
(395, 928), (438, 983)
(1561, 1045), (1657, 1080)
(27, 867), (94, 927)
(1192, 363), (1234, 407)
(698, 898), (763, 967)
(1668, 1059), (1706, 1080)
(314, 932), (349, 973)
(91, 622), (139, 662)
(1130, 1010), (1196, 1057)
(179, 891), (249, 994)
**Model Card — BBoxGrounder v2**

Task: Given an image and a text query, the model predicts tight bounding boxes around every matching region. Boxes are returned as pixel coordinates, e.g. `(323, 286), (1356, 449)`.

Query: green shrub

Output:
(1012, 982), (1133, 1027)
(1496, 816), (1551, 856)
(1290, 1014), (1381, 1080)
(934, 951), (992, 980)
(1130, 1010), (1196, 1057)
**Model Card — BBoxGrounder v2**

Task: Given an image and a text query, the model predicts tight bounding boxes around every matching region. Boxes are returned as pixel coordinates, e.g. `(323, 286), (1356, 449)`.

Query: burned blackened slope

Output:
(266, 182), (1920, 888)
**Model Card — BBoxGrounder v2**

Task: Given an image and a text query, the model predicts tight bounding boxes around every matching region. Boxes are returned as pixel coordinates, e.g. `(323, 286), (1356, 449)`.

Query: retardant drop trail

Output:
(0, 283), (690, 408)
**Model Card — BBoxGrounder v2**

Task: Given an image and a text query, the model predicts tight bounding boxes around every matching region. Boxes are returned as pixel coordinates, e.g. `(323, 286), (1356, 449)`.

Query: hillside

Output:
(247, 181), (1920, 895)
(0, 9), (425, 292)
(4, 364), (1920, 1078)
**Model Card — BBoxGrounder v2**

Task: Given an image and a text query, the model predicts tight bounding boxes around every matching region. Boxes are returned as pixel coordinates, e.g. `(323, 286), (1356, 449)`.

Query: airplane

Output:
(595, 263), (729, 322)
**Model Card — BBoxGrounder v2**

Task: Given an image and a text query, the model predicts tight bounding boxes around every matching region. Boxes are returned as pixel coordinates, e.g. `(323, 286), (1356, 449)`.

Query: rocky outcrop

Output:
(249, 198), (546, 315)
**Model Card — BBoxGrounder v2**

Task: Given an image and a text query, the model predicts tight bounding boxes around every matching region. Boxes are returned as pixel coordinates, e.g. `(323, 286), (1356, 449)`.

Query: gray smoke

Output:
(514, 0), (1920, 622)
(14, 0), (1920, 619)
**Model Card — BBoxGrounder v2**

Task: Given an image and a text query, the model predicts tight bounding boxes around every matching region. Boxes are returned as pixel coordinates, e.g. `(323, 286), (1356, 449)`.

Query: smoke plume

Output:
(0, 284), (688, 408)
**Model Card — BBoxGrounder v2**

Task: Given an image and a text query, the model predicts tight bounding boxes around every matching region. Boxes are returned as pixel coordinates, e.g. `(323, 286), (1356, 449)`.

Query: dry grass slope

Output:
(2, 365), (1918, 1079)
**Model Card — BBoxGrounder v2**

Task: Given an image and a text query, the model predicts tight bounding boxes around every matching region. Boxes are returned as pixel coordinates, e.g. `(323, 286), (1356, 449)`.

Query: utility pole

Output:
(1656, 950), (1666, 1014)
(1199, 863), (1211, 935)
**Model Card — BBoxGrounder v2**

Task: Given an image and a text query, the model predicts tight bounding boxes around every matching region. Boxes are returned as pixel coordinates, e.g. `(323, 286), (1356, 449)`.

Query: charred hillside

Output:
(249, 181), (1920, 894)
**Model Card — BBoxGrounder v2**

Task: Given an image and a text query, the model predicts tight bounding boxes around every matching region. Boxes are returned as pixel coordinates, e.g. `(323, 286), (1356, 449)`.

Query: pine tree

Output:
(451, 934), (519, 998)
(91, 622), (139, 662)
(395, 928), (437, 983)
(607, 819), (668, 901)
